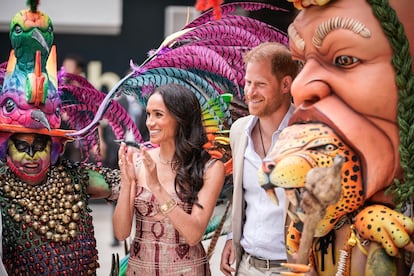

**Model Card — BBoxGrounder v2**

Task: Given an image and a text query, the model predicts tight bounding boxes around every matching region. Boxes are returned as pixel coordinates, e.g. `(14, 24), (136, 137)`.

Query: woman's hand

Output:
(118, 142), (137, 186)
(139, 145), (162, 191)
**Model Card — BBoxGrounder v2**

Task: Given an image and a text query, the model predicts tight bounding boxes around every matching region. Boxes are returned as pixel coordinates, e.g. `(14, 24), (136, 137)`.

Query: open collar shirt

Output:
(239, 104), (295, 260)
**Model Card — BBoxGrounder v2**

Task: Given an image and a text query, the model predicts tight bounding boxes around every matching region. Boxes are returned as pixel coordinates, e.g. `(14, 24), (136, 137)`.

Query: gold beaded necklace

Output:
(1, 165), (83, 242)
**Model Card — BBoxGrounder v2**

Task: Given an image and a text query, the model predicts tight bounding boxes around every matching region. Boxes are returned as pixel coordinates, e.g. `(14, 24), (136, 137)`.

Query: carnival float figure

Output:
(0, 0), (293, 274)
(195, 0), (414, 274)
(0, 1), (142, 274)
(249, 0), (414, 275)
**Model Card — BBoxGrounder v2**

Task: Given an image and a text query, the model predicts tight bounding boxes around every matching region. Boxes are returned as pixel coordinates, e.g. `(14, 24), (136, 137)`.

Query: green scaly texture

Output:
(368, 0), (414, 210)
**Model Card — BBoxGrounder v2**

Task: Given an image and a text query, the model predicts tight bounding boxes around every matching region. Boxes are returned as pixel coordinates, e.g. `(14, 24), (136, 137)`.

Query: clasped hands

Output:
(118, 142), (161, 190)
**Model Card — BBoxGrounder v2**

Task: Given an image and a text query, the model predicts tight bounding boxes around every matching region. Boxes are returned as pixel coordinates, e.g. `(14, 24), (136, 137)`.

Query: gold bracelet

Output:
(159, 198), (177, 214)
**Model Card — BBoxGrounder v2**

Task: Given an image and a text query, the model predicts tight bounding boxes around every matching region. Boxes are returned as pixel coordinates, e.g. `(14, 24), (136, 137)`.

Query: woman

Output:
(113, 83), (225, 275)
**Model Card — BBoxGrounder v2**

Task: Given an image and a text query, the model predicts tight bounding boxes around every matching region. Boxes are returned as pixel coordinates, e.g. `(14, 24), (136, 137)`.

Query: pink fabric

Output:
(126, 186), (211, 275)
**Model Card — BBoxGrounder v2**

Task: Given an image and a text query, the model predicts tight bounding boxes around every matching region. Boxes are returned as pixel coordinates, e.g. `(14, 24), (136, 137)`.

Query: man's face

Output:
(8, 133), (51, 185)
(244, 59), (286, 117)
(287, 0), (401, 198)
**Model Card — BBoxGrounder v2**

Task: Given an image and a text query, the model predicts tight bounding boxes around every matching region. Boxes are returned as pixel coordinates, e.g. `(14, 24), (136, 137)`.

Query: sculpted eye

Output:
(55, 107), (60, 118)
(4, 98), (16, 113)
(324, 144), (337, 151)
(296, 60), (305, 71)
(334, 55), (359, 67)
(13, 25), (22, 35)
(310, 143), (338, 152)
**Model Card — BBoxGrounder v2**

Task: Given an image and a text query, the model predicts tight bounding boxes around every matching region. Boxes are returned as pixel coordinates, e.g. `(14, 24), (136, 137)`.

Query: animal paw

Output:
(354, 204), (414, 256)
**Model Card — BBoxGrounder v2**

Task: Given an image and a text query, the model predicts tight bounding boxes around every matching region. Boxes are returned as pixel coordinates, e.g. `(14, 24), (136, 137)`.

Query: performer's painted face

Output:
(287, 0), (402, 199)
(7, 133), (51, 185)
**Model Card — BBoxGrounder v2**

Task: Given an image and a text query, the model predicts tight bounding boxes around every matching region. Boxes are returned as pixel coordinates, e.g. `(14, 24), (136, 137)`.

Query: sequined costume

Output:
(0, 159), (119, 275)
(0, 1), (140, 275)
(126, 186), (210, 275)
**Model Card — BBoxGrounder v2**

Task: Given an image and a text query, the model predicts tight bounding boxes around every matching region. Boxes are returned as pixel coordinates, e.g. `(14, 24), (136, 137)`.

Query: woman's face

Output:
(7, 133), (51, 185)
(145, 92), (178, 146)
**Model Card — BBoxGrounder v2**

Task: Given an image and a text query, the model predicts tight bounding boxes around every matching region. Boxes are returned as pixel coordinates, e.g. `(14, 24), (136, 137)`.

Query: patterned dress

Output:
(126, 186), (211, 276)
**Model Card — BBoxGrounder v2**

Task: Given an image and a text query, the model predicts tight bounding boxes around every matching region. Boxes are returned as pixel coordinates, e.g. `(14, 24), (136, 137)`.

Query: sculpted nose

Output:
(291, 60), (331, 106)
(262, 160), (276, 174)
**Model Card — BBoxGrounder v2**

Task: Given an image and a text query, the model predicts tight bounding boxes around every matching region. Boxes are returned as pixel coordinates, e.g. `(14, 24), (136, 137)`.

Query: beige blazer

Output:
(229, 115), (290, 270)
(229, 116), (249, 270)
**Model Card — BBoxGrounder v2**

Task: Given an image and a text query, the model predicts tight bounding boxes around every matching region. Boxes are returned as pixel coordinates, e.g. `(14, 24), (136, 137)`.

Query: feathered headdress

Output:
(71, 2), (290, 173)
(0, 0), (138, 164)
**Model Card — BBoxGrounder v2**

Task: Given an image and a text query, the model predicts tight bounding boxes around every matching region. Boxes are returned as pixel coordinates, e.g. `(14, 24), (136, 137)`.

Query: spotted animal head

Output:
(258, 123), (364, 236)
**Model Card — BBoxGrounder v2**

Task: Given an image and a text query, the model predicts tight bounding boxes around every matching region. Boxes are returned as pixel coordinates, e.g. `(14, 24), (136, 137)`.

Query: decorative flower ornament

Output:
(287, 0), (332, 10)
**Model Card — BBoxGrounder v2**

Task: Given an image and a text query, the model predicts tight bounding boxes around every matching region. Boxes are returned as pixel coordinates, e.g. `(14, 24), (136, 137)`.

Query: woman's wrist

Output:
(160, 198), (177, 214)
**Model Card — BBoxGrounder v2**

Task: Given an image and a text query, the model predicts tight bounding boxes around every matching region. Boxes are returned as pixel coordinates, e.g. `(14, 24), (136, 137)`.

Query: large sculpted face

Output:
(286, 0), (412, 199)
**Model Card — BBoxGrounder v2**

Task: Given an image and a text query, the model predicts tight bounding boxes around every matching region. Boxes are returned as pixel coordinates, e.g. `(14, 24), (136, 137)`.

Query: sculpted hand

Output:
(355, 204), (414, 256)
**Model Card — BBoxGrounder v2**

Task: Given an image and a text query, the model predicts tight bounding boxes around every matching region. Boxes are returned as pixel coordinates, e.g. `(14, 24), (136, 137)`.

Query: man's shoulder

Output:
(231, 115), (253, 132)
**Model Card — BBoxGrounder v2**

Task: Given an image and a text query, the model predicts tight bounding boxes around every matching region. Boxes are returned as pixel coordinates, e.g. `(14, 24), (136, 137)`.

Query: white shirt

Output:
(239, 104), (295, 260)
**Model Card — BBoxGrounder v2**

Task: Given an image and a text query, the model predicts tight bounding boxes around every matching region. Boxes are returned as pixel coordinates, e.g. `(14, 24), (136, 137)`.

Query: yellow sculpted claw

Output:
(355, 205), (414, 256)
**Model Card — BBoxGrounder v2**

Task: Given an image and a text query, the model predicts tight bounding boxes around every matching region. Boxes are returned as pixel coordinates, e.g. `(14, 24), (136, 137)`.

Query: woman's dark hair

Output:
(152, 83), (211, 208)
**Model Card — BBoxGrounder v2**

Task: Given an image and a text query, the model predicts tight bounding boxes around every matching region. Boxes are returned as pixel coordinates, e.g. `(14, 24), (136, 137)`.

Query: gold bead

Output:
(8, 208), (16, 217)
(61, 233), (69, 242)
(62, 214), (71, 224)
(40, 214), (49, 223)
(33, 208), (41, 216)
(64, 209), (72, 217)
(64, 201), (72, 209)
(4, 185), (10, 193)
(48, 220), (56, 229)
(69, 229), (77, 238)
(32, 221), (40, 230)
(13, 214), (21, 222)
(72, 213), (80, 221)
(56, 224), (65, 234)
(53, 234), (61, 242)
(40, 226), (48, 234)
(69, 222), (77, 230)
(76, 201), (85, 209)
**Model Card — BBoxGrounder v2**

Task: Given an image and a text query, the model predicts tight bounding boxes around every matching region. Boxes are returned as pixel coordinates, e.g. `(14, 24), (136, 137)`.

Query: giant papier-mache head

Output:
(0, 0), (73, 165)
(286, 0), (414, 208)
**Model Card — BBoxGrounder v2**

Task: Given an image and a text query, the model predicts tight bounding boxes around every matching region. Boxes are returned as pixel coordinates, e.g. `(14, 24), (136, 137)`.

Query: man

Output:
(268, 0), (414, 274)
(220, 42), (300, 275)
